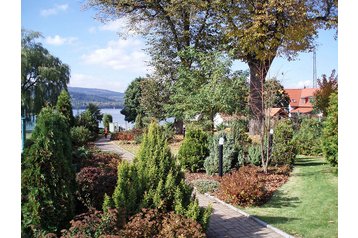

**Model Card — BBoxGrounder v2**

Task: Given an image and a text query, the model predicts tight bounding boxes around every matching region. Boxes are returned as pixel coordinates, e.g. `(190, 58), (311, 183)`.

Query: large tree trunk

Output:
(248, 59), (273, 135)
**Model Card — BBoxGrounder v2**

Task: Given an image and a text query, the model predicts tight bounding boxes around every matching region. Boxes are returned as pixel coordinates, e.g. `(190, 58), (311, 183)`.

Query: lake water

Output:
(73, 108), (134, 130)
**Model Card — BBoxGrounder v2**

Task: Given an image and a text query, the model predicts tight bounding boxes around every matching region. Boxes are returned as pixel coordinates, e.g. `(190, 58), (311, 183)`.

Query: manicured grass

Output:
(241, 156), (338, 238)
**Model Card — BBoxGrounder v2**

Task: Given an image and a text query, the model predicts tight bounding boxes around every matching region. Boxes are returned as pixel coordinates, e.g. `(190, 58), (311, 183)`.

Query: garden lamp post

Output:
(269, 129), (274, 157)
(218, 137), (224, 177)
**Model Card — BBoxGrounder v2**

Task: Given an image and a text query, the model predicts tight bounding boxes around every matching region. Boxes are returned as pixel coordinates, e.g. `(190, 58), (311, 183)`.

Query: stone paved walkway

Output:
(94, 136), (291, 238)
(197, 192), (289, 238)
(94, 136), (134, 162)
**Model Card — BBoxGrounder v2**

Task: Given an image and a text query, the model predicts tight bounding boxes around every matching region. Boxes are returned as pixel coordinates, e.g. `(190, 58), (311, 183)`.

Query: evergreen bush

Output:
(177, 128), (209, 172)
(56, 90), (75, 127)
(271, 119), (297, 166)
(111, 121), (212, 229)
(76, 110), (99, 141)
(21, 107), (76, 236)
(247, 144), (261, 166)
(322, 92), (338, 166)
(204, 132), (238, 175)
(70, 126), (91, 147)
(292, 117), (323, 156)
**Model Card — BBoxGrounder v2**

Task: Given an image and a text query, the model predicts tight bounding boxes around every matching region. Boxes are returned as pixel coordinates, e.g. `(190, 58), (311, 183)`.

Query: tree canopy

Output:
(21, 29), (70, 116)
(314, 70), (338, 116)
(121, 77), (145, 123)
(168, 48), (249, 131)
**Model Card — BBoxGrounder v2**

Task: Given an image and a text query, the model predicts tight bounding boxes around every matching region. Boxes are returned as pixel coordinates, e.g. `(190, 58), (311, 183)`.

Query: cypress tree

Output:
(56, 90), (74, 127)
(21, 107), (76, 236)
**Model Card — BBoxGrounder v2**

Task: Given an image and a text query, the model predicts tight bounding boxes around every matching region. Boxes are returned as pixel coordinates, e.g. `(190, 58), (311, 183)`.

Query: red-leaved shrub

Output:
(61, 208), (124, 238)
(111, 129), (142, 141)
(217, 165), (291, 207)
(76, 151), (121, 210)
(119, 209), (206, 238)
(217, 166), (266, 206)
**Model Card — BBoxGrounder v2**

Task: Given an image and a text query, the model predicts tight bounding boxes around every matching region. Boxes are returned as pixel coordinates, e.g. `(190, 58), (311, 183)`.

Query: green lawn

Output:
(242, 156), (338, 238)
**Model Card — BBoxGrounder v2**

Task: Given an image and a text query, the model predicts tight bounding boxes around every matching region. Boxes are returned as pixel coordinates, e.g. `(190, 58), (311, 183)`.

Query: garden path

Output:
(94, 136), (291, 238)
(94, 136), (134, 162)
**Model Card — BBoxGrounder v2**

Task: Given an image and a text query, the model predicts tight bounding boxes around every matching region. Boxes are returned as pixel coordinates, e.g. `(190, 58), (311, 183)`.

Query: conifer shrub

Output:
(271, 119), (297, 166)
(76, 110), (99, 141)
(111, 121), (212, 229)
(177, 128), (209, 172)
(217, 166), (267, 206)
(292, 117), (323, 156)
(322, 92), (338, 167)
(56, 90), (75, 127)
(21, 107), (76, 236)
(204, 132), (238, 175)
(70, 126), (91, 147)
(247, 144), (261, 166)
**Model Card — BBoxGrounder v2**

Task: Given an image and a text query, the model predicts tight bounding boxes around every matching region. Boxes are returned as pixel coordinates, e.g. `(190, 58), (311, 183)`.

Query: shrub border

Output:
(203, 193), (295, 238)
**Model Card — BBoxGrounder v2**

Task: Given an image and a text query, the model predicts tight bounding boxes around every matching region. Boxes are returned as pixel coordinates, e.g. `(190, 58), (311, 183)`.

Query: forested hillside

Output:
(68, 87), (124, 109)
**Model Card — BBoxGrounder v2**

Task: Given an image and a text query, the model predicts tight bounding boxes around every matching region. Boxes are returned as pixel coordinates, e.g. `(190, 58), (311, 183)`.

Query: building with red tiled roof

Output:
(285, 88), (319, 114)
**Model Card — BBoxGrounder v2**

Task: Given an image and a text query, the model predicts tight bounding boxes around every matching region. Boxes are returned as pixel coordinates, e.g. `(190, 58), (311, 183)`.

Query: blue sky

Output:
(21, 0), (338, 92)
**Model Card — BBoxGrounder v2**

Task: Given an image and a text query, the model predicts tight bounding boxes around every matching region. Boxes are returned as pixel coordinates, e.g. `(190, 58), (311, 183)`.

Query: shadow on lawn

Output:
(266, 190), (301, 209)
(253, 215), (300, 226)
(295, 157), (327, 167)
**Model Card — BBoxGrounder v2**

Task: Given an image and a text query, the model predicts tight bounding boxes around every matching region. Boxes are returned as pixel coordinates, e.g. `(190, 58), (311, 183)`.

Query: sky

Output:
(21, 0), (338, 93)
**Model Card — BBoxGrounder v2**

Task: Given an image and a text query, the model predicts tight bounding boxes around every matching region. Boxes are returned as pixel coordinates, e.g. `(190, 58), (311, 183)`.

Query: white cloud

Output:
(45, 35), (77, 46)
(81, 39), (151, 73)
(40, 4), (68, 17)
(99, 19), (126, 32)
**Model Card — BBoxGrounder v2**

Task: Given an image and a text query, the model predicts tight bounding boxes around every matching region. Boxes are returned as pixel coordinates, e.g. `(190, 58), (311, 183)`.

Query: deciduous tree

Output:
(121, 77), (144, 123)
(21, 29), (70, 117)
(314, 70), (338, 116)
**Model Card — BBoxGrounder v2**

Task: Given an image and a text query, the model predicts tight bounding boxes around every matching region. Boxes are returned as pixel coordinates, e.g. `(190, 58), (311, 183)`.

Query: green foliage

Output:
(134, 113), (144, 129)
(193, 179), (220, 194)
(168, 48), (249, 129)
(140, 78), (168, 120)
(70, 126), (91, 147)
(247, 144), (262, 166)
(102, 113), (113, 130)
(56, 90), (75, 127)
(76, 109), (99, 141)
(322, 92), (338, 167)
(204, 132), (238, 175)
(112, 162), (142, 217)
(264, 78), (290, 108)
(21, 107), (75, 235)
(112, 121), (212, 228)
(102, 193), (114, 213)
(314, 70), (338, 116)
(178, 128), (209, 172)
(272, 119), (297, 166)
(21, 29), (70, 116)
(121, 77), (144, 123)
(162, 122), (175, 142)
(292, 118), (323, 156)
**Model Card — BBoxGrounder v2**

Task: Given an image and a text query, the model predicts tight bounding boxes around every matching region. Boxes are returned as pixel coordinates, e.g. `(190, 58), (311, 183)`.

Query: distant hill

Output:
(68, 87), (124, 109)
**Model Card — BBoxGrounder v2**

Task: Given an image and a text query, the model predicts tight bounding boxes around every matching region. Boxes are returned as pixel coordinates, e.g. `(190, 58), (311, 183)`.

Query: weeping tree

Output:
(21, 29), (70, 117)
